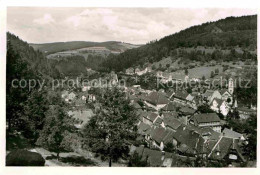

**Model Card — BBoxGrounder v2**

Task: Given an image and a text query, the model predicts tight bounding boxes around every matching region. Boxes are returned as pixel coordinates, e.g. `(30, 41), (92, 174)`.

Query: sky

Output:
(7, 7), (257, 44)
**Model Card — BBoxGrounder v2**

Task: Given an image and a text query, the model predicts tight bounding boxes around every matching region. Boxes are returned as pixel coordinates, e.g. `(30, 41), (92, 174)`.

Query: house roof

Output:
(191, 113), (220, 124)
(150, 127), (170, 144)
(162, 112), (179, 119)
(219, 89), (230, 96)
(222, 128), (244, 139)
(146, 91), (169, 105)
(132, 146), (174, 167)
(172, 125), (201, 150)
(164, 116), (182, 130)
(154, 117), (163, 125)
(172, 91), (189, 100)
(161, 102), (177, 111)
(179, 106), (196, 115)
(209, 137), (246, 162)
(138, 122), (151, 134)
(210, 98), (225, 108)
(146, 112), (158, 122)
(132, 102), (142, 109)
(203, 90), (215, 97)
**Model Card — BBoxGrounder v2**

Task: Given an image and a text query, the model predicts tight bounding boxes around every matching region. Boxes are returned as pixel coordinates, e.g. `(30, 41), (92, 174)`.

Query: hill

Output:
(30, 41), (140, 55)
(7, 32), (59, 78)
(101, 15), (257, 72)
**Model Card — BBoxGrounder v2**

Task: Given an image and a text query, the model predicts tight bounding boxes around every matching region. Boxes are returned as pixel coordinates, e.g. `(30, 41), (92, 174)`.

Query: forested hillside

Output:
(7, 32), (60, 78)
(101, 15), (257, 72)
(30, 41), (140, 55)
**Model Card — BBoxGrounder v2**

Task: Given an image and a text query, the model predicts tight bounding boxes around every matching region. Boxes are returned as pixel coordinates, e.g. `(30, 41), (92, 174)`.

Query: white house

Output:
(210, 98), (230, 116)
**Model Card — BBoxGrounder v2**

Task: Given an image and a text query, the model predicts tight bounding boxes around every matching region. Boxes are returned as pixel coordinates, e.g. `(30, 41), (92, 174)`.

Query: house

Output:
(189, 113), (221, 133)
(210, 98), (230, 116)
(68, 92), (76, 101)
(222, 128), (245, 141)
(61, 90), (69, 99)
(202, 90), (222, 104)
(170, 91), (196, 108)
(150, 127), (172, 150)
(125, 67), (135, 75)
(219, 89), (233, 104)
(172, 125), (202, 156)
(208, 136), (246, 163)
(87, 94), (96, 102)
(109, 71), (119, 85)
(144, 91), (169, 110)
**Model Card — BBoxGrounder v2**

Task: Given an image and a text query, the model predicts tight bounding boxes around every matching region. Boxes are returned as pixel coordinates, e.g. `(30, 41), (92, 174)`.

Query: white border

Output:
(0, 1), (260, 175)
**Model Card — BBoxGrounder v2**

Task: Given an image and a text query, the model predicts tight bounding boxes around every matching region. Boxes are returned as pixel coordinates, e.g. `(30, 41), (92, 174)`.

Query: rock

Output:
(6, 149), (45, 166)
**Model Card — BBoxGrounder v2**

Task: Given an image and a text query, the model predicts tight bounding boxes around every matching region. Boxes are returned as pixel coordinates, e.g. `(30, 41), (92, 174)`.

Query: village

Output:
(59, 60), (257, 167)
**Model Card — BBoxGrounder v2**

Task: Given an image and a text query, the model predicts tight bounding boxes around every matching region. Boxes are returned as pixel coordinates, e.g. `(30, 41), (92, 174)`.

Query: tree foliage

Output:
(82, 87), (139, 165)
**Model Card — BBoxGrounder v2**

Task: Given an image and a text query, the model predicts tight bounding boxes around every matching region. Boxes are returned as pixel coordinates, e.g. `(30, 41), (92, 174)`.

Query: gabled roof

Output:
(146, 91), (169, 105)
(209, 137), (246, 162)
(154, 117), (163, 125)
(131, 146), (174, 167)
(203, 90), (215, 97)
(222, 128), (244, 140)
(151, 127), (170, 144)
(210, 98), (225, 108)
(161, 112), (179, 119)
(138, 122), (151, 134)
(132, 102), (142, 109)
(172, 91), (189, 100)
(164, 116), (182, 130)
(179, 106), (196, 115)
(191, 113), (220, 124)
(172, 125), (201, 150)
(146, 112), (158, 122)
(219, 89), (231, 96)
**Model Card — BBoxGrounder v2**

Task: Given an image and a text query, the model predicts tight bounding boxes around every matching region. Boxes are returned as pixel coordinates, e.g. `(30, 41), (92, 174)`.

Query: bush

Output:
(6, 149), (45, 166)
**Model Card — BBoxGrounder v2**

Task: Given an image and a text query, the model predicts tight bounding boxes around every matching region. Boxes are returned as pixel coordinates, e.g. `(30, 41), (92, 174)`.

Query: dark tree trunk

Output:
(109, 157), (112, 167)
(57, 152), (60, 160)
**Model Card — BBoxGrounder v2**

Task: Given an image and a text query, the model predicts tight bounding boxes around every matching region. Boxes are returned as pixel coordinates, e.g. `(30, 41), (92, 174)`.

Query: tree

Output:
(202, 75), (206, 81)
(242, 114), (257, 160)
(83, 87), (139, 166)
(164, 142), (176, 153)
(22, 89), (50, 143)
(36, 99), (76, 160)
(197, 104), (214, 113)
(215, 68), (219, 75)
(187, 87), (192, 94)
(210, 71), (214, 78)
(185, 69), (189, 75)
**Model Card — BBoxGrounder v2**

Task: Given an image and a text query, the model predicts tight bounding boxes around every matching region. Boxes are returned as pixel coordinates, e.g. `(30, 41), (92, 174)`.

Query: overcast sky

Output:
(7, 7), (256, 44)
